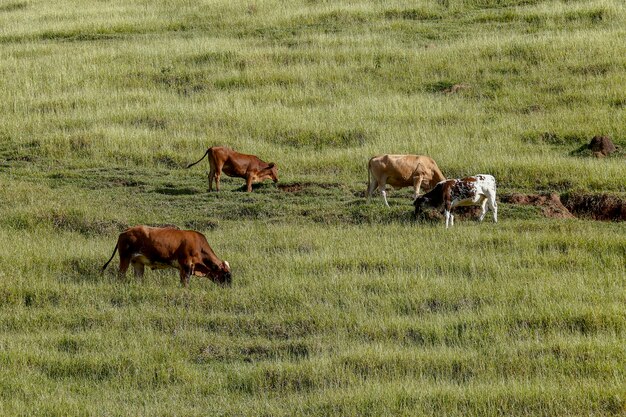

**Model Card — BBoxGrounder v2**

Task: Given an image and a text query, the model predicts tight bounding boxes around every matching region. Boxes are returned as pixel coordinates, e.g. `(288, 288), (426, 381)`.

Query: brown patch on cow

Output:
(561, 193), (626, 221)
(444, 83), (470, 94)
(588, 135), (617, 156)
(501, 193), (575, 219)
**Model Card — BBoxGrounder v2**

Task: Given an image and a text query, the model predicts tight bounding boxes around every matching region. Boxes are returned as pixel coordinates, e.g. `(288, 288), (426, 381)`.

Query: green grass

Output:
(0, 0), (625, 415)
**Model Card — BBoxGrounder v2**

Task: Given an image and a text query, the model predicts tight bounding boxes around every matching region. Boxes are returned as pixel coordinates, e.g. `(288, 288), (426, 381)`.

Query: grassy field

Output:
(1, 0), (625, 416)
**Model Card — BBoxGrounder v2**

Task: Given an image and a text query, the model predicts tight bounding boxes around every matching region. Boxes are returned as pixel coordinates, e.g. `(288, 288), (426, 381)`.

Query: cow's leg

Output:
(478, 197), (489, 222)
(381, 189), (390, 207)
(373, 177), (390, 207)
(245, 174), (253, 192)
(179, 262), (195, 288)
(413, 175), (424, 200)
(212, 160), (224, 192)
(376, 177), (390, 207)
(214, 171), (222, 192)
(488, 195), (498, 223)
(444, 201), (454, 228)
(118, 257), (130, 280)
(366, 178), (378, 202)
(179, 268), (190, 288)
(207, 169), (215, 192)
(132, 262), (145, 279)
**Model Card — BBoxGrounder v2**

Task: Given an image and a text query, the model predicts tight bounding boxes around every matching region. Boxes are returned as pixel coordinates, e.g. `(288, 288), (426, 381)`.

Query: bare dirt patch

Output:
(502, 193), (626, 221)
(561, 193), (626, 221)
(501, 193), (575, 219)
(278, 183), (307, 193)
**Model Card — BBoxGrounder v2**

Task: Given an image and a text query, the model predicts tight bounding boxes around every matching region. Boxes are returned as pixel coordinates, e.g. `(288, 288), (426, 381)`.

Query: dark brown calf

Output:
(187, 146), (278, 192)
(101, 226), (231, 287)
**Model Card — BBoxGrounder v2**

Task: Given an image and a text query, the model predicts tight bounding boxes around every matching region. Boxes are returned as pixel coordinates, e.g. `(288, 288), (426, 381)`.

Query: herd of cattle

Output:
(102, 146), (498, 287)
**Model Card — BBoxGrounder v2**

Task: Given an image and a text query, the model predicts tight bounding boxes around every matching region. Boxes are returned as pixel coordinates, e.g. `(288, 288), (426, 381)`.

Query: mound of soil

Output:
(561, 193), (626, 221)
(501, 193), (575, 219)
(588, 135), (617, 157)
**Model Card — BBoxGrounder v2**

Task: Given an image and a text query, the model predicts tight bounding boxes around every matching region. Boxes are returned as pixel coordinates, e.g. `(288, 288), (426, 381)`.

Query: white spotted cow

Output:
(413, 175), (498, 228)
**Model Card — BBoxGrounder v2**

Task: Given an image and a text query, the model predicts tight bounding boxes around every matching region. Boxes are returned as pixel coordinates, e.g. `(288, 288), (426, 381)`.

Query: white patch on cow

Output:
(224, 260), (230, 269)
(381, 190), (389, 207)
(444, 209), (452, 228)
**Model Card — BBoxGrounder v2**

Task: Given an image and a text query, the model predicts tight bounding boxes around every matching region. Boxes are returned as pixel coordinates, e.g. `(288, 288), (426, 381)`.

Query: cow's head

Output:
(413, 195), (429, 218)
(217, 260), (232, 286)
(196, 260), (232, 286)
(413, 181), (446, 217)
(263, 163), (278, 183)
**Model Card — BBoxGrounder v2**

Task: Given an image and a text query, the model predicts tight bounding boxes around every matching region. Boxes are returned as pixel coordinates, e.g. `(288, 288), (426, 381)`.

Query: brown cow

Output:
(366, 154), (446, 206)
(187, 146), (278, 192)
(101, 225), (231, 287)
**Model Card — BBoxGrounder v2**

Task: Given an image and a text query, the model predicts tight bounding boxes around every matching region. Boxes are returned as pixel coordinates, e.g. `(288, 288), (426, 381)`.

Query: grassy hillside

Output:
(0, 0), (625, 416)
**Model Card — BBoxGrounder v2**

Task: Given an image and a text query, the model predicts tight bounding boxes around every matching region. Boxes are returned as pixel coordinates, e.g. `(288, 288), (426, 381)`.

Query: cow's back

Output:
(474, 174), (497, 195)
(119, 226), (189, 258)
(210, 146), (260, 177)
(208, 147), (233, 166)
(369, 154), (418, 185)
(369, 154), (444, 189)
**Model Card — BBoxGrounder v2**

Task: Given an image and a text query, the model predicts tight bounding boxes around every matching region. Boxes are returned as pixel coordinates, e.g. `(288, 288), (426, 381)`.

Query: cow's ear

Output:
(268, 163), (275, 168)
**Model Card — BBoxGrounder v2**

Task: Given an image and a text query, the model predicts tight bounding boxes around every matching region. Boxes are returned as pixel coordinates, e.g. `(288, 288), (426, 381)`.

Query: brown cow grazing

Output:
(366, 154), (446, 207)
(187, 146), (278, 192)
(101, 226), (231, 287)
(413, 174), (498, 228)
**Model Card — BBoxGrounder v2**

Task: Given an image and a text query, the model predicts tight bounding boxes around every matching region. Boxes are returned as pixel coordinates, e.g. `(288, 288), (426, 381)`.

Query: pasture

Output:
(0, 0), (625, 415)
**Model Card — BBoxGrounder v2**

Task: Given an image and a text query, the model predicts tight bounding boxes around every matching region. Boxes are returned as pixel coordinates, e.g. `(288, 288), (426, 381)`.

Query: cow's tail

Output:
(101, 242), (119, 273)
(186, 148), (211, 169)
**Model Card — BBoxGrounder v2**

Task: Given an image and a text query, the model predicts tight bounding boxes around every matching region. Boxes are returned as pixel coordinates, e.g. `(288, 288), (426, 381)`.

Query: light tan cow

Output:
(366, 154), (446, 207)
